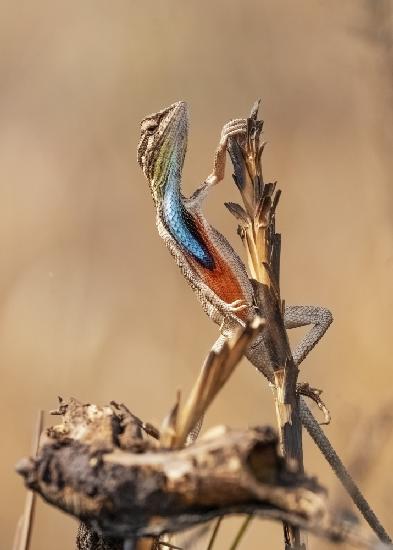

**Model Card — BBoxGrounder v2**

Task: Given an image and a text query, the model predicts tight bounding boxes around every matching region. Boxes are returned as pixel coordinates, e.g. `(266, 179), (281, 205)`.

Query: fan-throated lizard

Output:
(137, 101), (331, 366)
(137, 101), (391, 542)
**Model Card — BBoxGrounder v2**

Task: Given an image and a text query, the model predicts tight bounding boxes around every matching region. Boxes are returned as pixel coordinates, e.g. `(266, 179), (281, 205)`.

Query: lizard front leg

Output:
(189, 118), (248, 206)
(284, 305), (333, 366)
(207, 118), (248, 185)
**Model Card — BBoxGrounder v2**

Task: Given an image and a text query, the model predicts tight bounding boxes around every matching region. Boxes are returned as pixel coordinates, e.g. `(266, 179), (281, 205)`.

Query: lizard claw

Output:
(227, 299), (249, 313)
(297, 382), (331, 425)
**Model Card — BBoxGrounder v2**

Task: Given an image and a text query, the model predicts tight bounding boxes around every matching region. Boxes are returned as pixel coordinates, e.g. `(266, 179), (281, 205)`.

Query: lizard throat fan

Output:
(138, 101), (215, 270)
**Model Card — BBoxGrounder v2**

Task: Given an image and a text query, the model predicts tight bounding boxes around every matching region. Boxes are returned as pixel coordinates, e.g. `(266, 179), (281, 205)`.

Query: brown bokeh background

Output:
(2, 1), (392, 548)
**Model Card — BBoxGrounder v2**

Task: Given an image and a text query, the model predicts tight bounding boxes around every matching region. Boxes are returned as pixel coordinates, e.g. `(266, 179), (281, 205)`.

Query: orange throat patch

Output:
(189, 218), (250, 322)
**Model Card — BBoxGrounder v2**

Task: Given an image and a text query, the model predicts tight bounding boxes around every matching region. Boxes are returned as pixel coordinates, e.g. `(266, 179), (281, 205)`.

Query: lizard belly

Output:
(189, 217), (251, 321)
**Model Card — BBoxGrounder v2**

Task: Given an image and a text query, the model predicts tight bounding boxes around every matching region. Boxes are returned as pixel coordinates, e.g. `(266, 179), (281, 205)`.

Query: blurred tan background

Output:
(1, 1), (392, 548)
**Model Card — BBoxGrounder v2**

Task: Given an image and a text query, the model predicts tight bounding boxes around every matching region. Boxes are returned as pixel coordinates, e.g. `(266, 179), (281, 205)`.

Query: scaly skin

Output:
(138, 101), (255, 331)
(137, 102), (332, 349)
(137, 101), (391, 543)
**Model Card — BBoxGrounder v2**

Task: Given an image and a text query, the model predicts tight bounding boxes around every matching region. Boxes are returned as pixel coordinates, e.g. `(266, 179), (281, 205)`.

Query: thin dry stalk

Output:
(206, 518), (223, 550)
(146, 319), (263, 550)
(228, 515), (253, 550)
(15, 411), (43, 550)
(164, 317), (264, 449)
(12, 517), (23, 550)
(226, 102), (304, 549)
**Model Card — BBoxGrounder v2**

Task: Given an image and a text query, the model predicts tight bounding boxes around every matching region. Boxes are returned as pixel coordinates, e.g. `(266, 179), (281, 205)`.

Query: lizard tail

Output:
(300, 399), (391, 544)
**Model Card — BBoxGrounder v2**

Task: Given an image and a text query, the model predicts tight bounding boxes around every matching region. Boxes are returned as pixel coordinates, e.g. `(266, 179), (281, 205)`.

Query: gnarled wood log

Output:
(16, 399), (386, 549)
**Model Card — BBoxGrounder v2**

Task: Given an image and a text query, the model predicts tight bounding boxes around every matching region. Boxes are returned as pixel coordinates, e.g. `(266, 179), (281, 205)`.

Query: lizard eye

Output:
(145, 121), (159, 135)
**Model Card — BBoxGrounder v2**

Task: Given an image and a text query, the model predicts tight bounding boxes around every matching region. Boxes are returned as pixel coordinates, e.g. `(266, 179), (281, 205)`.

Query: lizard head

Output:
(137, 101), (188, 205)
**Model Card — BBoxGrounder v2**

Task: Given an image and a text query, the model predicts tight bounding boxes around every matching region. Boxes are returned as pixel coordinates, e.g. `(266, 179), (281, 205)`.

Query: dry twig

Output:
(161, 317), (264, 449)
(12, 411), (43, 550)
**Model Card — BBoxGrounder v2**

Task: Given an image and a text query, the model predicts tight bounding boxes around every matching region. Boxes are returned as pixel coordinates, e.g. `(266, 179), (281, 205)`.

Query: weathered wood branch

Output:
(16, 399), (389, 549)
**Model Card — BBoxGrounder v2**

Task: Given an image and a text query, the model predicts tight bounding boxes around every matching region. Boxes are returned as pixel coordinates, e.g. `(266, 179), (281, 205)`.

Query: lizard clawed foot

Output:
(219, 118), (248, 147)
(218, 300), (249, 334)
(297, 382), (331, 425)
(227, 298), (249, 313)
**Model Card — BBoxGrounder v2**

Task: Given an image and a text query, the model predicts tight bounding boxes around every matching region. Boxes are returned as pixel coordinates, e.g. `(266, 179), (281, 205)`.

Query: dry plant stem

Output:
(171, 525), (210, 549)
(228, 106), (305, 549)
(165, 317), (264, 449)
(227, 104), (392, 546)
(206, 518), (223, 550)
(228, 515), (253, 550)
(253, 282), (304, 550)
(12, 517), (23, 550)
(157, 320), (263, 549)
(13, 411), (43, 550)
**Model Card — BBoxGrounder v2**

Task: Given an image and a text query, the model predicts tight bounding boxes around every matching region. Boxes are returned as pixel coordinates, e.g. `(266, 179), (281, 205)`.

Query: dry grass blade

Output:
(17, 410), (44, 550)
(12, 517), (23, 550)
(205, 518), (223, 550)
(159, 392), (181, 448)
(172, 525), (210, 549)
(228, 515), (253, 550)
(171, 317), (264, 448)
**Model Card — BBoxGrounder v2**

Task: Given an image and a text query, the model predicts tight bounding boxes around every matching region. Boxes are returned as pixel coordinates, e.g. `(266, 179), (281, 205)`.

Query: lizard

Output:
(137, 100), (391, 543)
(137, 101), (332, 372)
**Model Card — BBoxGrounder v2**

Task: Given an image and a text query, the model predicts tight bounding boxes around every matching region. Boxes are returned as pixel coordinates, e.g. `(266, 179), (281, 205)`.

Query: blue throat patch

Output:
(163, 173), (214, 269)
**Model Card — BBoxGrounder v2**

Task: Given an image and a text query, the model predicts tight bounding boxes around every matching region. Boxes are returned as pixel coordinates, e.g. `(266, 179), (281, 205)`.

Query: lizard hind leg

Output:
(285, 305), (333, 425)
(284, 305), (333, 366)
